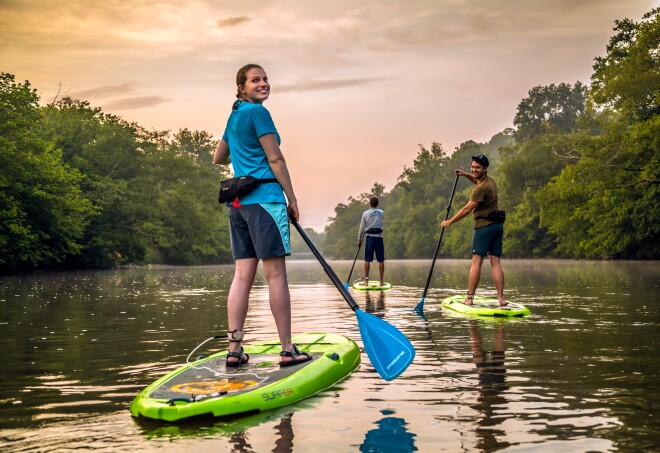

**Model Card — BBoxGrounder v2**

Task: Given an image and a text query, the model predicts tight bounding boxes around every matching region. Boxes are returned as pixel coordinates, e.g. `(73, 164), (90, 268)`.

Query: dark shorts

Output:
(471, 222), (503, 257)
(228, 203), (291, 260)
(364, 236), (385, 263)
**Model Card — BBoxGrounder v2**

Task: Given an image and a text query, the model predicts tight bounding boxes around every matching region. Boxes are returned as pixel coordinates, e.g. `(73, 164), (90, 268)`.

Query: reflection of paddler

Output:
(359, 409), (417, 453)
(469, 320), (509, 451)
(470, 320), (509, 451)
(364, 290), (385, 315)
(273, 412), (294, 453)
(469, 320), (507, 389)
(230, 412), (294, 453)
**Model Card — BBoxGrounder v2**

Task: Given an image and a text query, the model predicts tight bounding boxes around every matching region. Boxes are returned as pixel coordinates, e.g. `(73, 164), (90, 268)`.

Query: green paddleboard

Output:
(441, 295), (531, 317)
(352, 280), (392, 291)
(130, 332), (360, 422)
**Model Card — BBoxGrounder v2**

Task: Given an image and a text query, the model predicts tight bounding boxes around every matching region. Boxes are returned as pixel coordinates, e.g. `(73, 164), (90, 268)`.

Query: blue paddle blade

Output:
(355, 308), (415, 381)
(414, 297), (425, 312)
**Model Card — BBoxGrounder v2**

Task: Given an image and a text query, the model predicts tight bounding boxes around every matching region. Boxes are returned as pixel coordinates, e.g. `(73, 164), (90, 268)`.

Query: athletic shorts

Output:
(228, 203), (291, 260)
(471, 222), (503, 257)
(364, 236), (385, 263)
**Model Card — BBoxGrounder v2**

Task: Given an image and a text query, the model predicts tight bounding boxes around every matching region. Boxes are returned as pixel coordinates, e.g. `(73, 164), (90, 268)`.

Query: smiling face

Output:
(238, 67), (270, 104)
(471, 160), (487, 180)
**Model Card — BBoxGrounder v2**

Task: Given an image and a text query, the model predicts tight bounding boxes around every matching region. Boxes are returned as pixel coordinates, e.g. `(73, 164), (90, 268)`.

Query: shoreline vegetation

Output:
(1, 7), (658, 273)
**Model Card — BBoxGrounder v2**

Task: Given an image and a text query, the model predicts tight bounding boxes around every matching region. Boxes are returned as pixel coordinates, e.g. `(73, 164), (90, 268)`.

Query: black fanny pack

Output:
(218, 176), (278, 203)
(476, 210), (506, 223)
(365, 227), (383, 234)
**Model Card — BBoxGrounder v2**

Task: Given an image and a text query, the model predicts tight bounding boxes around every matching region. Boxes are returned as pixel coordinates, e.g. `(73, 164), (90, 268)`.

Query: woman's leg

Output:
(262, 256), (308, 362)
(227, 257), (258, 363)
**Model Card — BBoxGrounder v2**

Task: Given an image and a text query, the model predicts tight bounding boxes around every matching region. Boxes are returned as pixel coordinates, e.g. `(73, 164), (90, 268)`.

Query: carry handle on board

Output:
(290, 215), (415, 381)
(415, 173), (460, 313)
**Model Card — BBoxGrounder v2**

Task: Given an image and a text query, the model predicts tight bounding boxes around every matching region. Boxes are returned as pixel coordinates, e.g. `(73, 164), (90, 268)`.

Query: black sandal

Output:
(226, 346), (249, 367)
(226, 329), (249, 368)
(279, 344), (312, 367)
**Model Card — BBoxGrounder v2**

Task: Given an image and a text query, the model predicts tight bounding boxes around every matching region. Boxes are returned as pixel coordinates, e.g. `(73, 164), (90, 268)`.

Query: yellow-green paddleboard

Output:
(352, 280), (392, 291)
(441, 295), (531, 317)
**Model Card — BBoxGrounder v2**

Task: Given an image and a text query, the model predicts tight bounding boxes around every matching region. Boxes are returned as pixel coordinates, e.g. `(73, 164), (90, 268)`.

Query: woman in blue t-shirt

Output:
(213, 64), (310, 367)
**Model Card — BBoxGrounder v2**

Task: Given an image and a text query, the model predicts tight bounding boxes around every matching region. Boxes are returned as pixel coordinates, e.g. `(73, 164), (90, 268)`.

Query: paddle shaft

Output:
(291, 217), (360, 311)
(345, 234), (364, 287)
(420, 173), (460, 300)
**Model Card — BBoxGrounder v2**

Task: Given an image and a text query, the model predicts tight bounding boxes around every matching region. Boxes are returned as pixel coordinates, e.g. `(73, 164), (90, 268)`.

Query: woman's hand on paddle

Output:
(287, 201), (299, 222)
(441, 219), (451, 228)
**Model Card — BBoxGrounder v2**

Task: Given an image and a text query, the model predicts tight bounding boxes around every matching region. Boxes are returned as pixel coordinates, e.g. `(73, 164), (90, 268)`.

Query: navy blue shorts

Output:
(228, 203), (291, 260)
(471, 223), (503, 257)
(364, 236), (385, 263)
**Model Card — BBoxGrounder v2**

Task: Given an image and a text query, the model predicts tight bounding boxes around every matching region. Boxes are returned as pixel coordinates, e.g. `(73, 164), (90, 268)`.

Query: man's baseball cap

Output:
(472, 155), (489, 168)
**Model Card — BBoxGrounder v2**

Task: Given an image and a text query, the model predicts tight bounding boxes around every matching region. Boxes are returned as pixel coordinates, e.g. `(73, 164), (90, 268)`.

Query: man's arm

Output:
(456, 168), (478, 185)
(441, 200), (479, 228)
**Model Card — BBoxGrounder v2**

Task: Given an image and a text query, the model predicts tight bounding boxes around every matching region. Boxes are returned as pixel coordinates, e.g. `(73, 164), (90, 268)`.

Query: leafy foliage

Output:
(591, 8), (660, 122)
(513, 83), (587, 142)
(1, 73), (96, 271)
(2, 75), (232, 271)
(322, 7), (658, 260)
(537, 8), (659, 258)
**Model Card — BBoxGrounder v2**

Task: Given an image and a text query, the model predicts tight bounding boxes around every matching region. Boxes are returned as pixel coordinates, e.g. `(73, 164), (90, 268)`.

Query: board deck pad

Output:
(441, 295), (531, 317)
(130, 333), (361, 422)
(148, 353), (319, 401)
(352, 280), (392, 291)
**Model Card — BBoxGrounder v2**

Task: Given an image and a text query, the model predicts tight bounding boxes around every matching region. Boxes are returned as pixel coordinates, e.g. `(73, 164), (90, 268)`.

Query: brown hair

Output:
(235, 64), (264, 100)
(369, 197), (379, 208)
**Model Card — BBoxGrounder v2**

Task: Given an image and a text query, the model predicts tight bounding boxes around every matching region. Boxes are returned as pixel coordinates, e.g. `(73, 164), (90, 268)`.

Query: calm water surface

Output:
(1, 260), (658, 452)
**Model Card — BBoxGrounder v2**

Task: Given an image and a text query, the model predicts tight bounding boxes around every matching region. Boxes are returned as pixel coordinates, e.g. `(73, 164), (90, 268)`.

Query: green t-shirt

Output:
(470, 175), (498, 229)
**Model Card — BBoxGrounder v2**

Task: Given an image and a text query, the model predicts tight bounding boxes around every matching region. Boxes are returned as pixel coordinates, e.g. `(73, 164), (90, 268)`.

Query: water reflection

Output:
(363, 291), (386, 315)
(468, 320), (510, 451)
(227, 412), (294, 453)
(1, 261), (658, 451)
(359, 409), (417, 452)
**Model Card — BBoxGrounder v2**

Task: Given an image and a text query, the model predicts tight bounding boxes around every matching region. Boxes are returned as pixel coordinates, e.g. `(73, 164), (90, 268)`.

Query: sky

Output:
(1, 0), (656, 231)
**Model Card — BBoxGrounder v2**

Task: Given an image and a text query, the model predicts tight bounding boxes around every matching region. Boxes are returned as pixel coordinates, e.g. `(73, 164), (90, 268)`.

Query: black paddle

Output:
(414, 173), (460, 312)
(290, 216), (415, 381)
(345, 233), (364, 290)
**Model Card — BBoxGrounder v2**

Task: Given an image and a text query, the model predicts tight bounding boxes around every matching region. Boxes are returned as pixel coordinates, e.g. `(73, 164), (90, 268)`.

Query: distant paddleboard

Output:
(352, 280), (392, 291)
(441, 295), (531, 317)
(130, 332), (360, 422)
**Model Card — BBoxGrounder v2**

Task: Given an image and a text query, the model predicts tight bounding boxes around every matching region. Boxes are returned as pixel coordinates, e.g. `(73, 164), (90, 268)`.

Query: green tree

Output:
(0, 73), (95, 271)
(513, 83), (588, 142)
(591, 7), (660, 122)
(537, 8), (659, 258)
(145, 131), (231, 265)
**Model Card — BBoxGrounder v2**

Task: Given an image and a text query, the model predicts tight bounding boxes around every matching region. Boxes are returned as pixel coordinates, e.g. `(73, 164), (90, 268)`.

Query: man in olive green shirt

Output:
(441, 155), (508, 308)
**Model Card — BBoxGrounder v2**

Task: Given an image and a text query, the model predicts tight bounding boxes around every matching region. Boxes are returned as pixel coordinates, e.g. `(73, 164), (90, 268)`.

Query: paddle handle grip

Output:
(290, 216), (360, 311)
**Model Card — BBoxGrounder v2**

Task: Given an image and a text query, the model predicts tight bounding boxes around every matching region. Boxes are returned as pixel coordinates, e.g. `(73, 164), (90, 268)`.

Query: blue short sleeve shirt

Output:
(222, 102), (285, 204)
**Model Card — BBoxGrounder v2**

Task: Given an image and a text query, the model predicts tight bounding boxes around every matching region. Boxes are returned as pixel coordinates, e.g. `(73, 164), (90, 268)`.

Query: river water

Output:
(1, 259), (658, 452)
